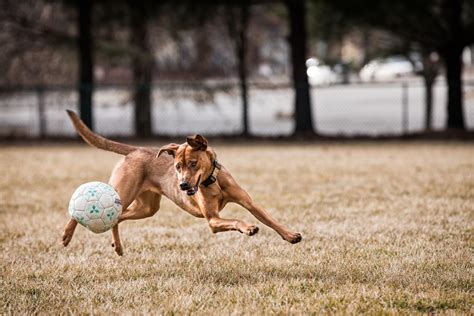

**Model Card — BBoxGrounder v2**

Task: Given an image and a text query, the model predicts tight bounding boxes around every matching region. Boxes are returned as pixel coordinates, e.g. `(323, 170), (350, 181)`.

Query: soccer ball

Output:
(68, 181), (122, 233)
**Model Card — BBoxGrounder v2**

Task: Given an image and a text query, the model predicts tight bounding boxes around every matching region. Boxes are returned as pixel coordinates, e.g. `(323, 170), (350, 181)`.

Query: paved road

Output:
(1, 81), (473, 137)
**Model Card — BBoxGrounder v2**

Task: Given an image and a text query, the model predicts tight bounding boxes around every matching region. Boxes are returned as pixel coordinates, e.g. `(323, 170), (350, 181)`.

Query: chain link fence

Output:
(0, 80), (473, 138)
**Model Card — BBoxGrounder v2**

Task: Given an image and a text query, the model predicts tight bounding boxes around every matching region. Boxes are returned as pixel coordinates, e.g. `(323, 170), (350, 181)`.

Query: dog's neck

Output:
(201, 160), (221, 187)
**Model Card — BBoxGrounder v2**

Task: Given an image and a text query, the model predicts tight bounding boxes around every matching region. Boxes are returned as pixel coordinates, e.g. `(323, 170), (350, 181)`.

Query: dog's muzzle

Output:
(185, 186), (198, 196)
(180, 176), (201, 196)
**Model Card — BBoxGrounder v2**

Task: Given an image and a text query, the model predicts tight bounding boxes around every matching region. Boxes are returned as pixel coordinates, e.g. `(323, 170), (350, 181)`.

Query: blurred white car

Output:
(306, 58), (337, 86)
(359, 56), (415, 82)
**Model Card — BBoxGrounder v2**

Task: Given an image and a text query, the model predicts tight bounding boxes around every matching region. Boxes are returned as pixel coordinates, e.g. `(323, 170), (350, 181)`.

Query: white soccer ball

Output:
(68, 181), (122, 233)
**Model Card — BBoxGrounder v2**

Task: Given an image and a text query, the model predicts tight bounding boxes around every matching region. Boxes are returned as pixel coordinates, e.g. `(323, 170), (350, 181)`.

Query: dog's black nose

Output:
(180, 181), (191, 190)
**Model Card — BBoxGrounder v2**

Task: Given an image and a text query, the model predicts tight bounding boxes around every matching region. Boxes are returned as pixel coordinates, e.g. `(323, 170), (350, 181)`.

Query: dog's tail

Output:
(66, 110), (137, 155)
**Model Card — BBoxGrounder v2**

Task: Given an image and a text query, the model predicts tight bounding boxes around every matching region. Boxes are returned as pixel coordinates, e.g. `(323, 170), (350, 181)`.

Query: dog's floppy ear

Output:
(186, 134), (208, 151)
(158, 143), (180, 157)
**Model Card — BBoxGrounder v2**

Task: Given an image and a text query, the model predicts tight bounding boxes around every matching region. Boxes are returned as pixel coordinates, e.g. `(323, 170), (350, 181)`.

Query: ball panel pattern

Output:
(99, 194), (114, 208)
(73, 196), (87, 212)
(85, 201), (102, 219)
(101, 207), (117, 225)
(68, 181), (122, 234)
(87, 218), (108, 234)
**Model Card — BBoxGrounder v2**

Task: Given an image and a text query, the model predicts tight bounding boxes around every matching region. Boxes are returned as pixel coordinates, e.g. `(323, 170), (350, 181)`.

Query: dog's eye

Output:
(189, 161), (197, 168)
(175, 163), (181, 170)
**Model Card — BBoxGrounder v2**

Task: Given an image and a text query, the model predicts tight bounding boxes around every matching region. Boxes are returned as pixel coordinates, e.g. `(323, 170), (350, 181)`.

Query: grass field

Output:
(0, 141), (473, 314)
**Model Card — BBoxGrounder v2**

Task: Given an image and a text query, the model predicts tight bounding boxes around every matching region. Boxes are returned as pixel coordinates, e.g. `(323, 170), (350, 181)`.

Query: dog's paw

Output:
(112, 242), (123, 256)
(285, 232), (302, 244)
(242, 225), (259, 236)
(62, 231), (73, 247)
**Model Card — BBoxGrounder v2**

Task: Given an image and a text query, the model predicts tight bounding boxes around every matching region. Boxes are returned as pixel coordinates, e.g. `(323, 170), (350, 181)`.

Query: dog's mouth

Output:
(186, 186), (198, 196)
(185, 175), (201, 196)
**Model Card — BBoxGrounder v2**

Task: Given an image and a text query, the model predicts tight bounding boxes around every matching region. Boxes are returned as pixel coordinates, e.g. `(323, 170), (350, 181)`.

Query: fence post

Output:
(37, 86), (46, 138)
(402, 82), (409, 135)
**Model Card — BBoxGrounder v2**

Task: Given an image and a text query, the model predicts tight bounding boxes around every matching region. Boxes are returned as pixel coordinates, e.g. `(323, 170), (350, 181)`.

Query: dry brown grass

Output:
(0, 141), (473, 314)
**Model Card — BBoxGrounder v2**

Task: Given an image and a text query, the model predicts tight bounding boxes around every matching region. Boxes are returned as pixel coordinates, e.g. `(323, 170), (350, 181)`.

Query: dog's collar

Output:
(201, 160), (221, 187)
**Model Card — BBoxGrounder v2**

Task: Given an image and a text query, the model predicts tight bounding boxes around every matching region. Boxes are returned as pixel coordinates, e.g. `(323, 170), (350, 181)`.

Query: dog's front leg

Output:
(207, 217), (259, 235)
(229, 186), (302, 244)
(198, 193), (258, 236)
(62, 218), (78, 247)
(111, 224), (123, 256)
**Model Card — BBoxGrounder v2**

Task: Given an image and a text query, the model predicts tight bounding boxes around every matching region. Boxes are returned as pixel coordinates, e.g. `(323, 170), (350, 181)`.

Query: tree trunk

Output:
(237, 3), (249, 136)
(361, 31), (370, 66)
(420, 50), (439, 131)
(226, 3), (250, 136)
(286, 0), (314, 135)
(129, 2), (153, 137)
(440, 0), (465, 130)
(442, 48), (465, 130)
(195, 27), (213, 77)
(423, 77), (434, 130)
(77, 0), (94, 130)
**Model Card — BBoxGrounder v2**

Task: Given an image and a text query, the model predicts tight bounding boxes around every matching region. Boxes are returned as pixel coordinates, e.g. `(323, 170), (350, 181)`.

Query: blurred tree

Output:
(391, 41), (441, 131)
(77, 0), (94, 130)
(96, 0), (167, 137)
(0, 0), (76, 85)
(307, 0), (350, 65)
(2, 0), (95, 129)
(127, 0), (154, 137)
(382, 41), (440, 131)
(308, 0), (441, 130)
(285, 0), (314, 135)
(226, 1), (250, 136)
(171, 0), (252, 136)
(417, 48), (441, 130)
(324, 0), (474, 130)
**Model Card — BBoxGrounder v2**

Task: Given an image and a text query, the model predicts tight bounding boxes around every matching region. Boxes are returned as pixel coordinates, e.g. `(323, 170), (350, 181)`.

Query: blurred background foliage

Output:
(0, 0), (473, 136)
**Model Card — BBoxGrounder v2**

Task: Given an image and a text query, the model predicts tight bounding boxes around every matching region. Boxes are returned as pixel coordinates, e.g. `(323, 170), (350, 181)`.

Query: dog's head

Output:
(158, 135), (215, 196)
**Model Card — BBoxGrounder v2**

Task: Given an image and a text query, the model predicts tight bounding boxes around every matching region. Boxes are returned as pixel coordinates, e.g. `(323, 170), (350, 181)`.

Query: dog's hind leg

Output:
(108, 157), (146, 256)
(111, 192), (161, 256)
(118, 191), (162, 222)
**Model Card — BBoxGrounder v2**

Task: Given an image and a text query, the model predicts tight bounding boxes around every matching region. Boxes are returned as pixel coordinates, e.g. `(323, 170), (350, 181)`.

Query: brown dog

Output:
(62, 110), (302, 255)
